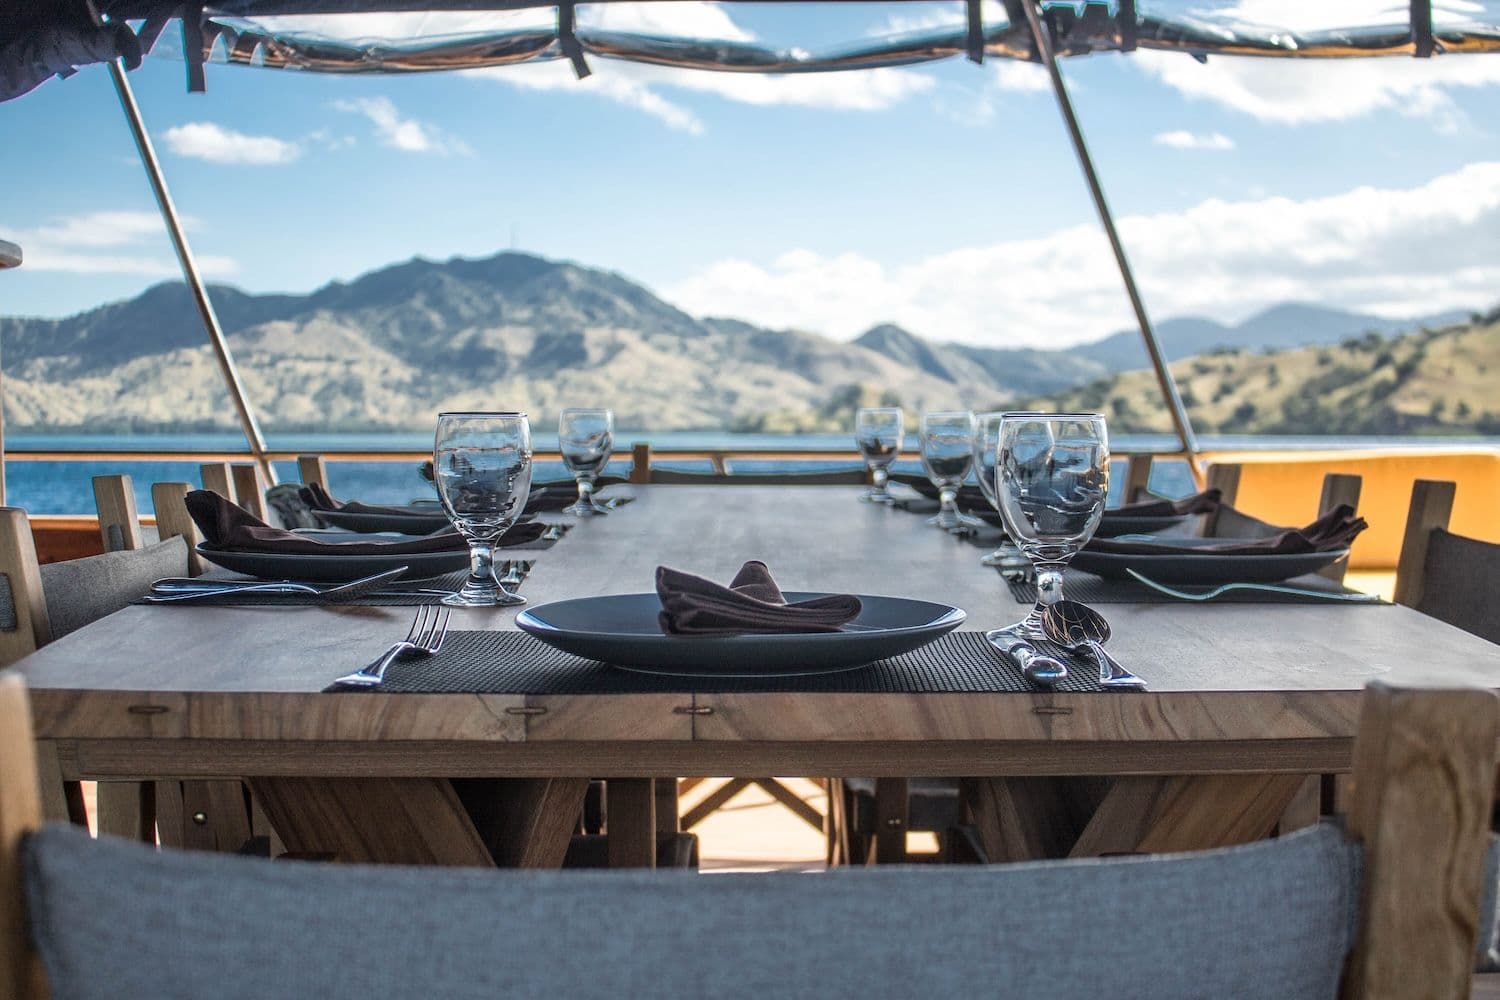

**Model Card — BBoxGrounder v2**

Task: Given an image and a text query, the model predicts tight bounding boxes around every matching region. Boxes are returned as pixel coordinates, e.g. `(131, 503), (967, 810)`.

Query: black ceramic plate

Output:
(196, 544), (469, 582)
(316, 508), (452, 534)
(516, 592), (966, 677)
(1094, 512), (1191, 538)
(1071, 547), (1348, 584)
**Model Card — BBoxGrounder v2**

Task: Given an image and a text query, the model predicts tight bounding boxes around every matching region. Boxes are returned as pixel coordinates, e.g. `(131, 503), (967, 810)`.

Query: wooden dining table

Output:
(15, 484), (1500, 868)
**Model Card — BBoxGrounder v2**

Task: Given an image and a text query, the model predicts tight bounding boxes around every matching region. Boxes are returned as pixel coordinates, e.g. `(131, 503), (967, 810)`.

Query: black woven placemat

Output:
(337, 629), (1107, 694)
(1004, 571), (1381, 605)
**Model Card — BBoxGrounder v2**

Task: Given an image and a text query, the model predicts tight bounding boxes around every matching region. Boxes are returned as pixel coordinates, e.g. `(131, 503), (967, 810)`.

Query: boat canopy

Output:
(6, 1), (1500, 104)
(5, 0), (1500, 488)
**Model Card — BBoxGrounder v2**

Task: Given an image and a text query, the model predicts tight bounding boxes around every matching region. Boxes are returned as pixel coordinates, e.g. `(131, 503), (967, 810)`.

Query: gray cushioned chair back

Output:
(37, 535), (189, 640)
(24, 822), (1358, 1000)
(1417, 528), (1500, 645)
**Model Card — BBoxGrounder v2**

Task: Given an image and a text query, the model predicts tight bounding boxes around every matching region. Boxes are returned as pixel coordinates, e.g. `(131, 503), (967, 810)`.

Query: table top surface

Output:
(16, 485), (1500, 764)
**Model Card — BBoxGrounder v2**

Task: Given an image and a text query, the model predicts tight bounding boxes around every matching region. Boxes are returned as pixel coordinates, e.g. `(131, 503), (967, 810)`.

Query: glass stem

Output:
(938, 487), (959, 528)
(871, 466), (889, 499)
(577, 477), (594, 504)
(1025, 562), (1067, 633)
(469, 539), (497, 587)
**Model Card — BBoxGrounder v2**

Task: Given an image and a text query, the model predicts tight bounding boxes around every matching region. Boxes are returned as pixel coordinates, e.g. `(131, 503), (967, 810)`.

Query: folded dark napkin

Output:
(1084, 504), (1366, 557)
(186, 490), (545, 556)
(889, 474), (993, 513)
(298, 483), (442, 518)
(656, 561), (863, 635)
(1107, 488), (1222, 518)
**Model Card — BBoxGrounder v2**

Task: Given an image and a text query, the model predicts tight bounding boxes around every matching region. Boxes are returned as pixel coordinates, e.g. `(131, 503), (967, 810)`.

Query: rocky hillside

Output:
(0, 248), (1479, 434)
(1026, 307), (1500, 436)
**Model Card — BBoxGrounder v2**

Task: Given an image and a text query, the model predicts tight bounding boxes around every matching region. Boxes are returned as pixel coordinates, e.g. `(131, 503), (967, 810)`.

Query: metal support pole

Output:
(108, 60), (277, 486)
(1019, 1), (1203, 482)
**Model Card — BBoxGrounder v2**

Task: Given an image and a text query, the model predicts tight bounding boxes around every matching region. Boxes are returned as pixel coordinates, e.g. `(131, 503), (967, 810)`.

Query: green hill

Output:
(1024, 307), (1500, 436)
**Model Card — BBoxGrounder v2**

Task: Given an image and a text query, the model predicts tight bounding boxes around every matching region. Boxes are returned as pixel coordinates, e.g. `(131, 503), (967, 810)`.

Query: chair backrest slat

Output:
(1393, 479), (1457, 609)
(91, 475), (142, 553)
(151, 482), (206, 577)
(0, 509), (51, 666)
(1342, 679), (1499, 998)
(0, 675), (43, 1000)
(231, 465), (267, 521)
(1123, 454), (1153, 503)
(199, 462), (236, 504)
(1317, 473), (1362, 583)
(297, 455), (328, 491)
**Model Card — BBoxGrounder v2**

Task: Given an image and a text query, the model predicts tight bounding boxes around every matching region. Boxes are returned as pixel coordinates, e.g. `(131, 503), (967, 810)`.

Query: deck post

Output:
(107, 60), (277, 486)
(1018, 0), (1203, 483)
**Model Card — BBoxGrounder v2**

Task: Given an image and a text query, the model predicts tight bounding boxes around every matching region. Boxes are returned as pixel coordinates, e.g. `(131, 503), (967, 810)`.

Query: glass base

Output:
(563, 497), (609, 516)
(859, 488), (895, 504)
(442, 577), (526, 607)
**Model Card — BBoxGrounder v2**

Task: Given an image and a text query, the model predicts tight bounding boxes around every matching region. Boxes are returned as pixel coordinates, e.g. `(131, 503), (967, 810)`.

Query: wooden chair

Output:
(4, 675), (1496, 999)
(1204, 463), (1361, 583)
(1394, 480), (1500, 646)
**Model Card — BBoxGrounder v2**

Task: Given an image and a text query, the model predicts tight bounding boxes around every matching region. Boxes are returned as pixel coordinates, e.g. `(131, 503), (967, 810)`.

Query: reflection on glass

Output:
(920, 411), (980, 533)
(995, 412), (1109, 637)
(559, 408), (614, 516)
(855, 407), (904, 504)
(434, 411), (533, 607)
(972, 411), (1029, 573)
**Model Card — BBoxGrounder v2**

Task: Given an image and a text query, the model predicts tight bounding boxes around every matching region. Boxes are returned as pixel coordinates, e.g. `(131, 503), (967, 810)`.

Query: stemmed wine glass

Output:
(920, 411), (981, 533)
(433, 412), (533, 607)
(558, 408), (614, 516)
(972, 411), (1031, 574)
(993, 412), (1110, 638)
(855, 407), (903, 504)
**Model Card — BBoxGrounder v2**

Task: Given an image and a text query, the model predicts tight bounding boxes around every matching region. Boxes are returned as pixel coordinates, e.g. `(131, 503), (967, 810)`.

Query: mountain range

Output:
(0, 250), (1471, 433)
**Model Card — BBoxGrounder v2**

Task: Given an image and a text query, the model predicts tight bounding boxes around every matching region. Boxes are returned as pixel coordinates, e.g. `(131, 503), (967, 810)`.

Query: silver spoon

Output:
(1041, 601), (1147, 691)
(986, 629), (1068, 689)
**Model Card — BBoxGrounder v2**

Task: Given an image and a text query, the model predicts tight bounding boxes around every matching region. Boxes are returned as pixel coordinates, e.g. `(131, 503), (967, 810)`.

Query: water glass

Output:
(433, 412), (533, 607)
(995, 412), (1110, 637)
(558, 408), (614, 516)
(919, 411), (979, 532)
(972, 411), (1030, 573)
(855, 407), (904, 503)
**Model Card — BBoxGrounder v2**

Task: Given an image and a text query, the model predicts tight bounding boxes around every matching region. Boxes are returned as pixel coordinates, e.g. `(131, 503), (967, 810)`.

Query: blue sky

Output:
(3, 1), (1500, 348)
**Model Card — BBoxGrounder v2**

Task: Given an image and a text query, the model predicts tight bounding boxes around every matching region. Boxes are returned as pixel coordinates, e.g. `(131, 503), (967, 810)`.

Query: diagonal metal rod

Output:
(108, 60), (277, 486)
(1019, 0), (1203, 482)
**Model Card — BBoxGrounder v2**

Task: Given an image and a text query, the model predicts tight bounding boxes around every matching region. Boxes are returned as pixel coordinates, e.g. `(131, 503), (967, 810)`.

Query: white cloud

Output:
(1153, 130), (1236, 151)
(990, 61), (1050, 93)
(662, 162), (1500, 348)
(163, 122), (301, 165)
(1133, 48), (1500, 128)
(4, 211), (237, 277)
(332, 97), (470, 154)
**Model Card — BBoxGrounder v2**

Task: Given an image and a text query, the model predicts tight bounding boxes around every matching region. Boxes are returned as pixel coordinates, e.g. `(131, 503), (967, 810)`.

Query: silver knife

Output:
(988, 633), (1068, 689)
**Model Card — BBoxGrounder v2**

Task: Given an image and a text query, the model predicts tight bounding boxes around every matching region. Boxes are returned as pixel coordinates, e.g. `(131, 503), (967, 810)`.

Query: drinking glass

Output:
(855, 407), (903, 504)
(558, 408), (614, 516)
(433, 412), (533, 607)
(920, 411), (980, 533)
(972, 411), (1030, 573)
(994, 412), (1110, 638)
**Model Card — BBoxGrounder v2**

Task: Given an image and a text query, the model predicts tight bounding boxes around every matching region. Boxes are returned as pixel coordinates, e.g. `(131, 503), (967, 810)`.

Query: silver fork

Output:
(1125, 569), (1384, 604)
(330, 606), (451, 690)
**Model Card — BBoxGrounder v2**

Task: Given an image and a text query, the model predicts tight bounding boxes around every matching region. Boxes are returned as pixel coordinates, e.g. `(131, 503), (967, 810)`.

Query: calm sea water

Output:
(6, 431), (1498, 515)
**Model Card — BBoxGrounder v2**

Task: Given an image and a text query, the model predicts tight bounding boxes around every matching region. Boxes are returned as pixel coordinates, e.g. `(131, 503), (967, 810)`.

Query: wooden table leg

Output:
(654, 777), (680, 835)
(606, 778), (657, 869)
(872, 778), (909, 864)
(247, 777), (494, 867)
(453, 778), (589, 869)
(1070, 774), (1307, 857)
(962, 777), (1092, 862)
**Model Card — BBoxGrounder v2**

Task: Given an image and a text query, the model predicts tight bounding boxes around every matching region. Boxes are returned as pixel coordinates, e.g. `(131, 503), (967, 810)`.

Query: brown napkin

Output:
(656, 561), (862, 635)
(186, 490), (544, 555)
(1085, 504), (1367, 557)
(298, 483), (444, 518)
(1105, 489), (1222, 519)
